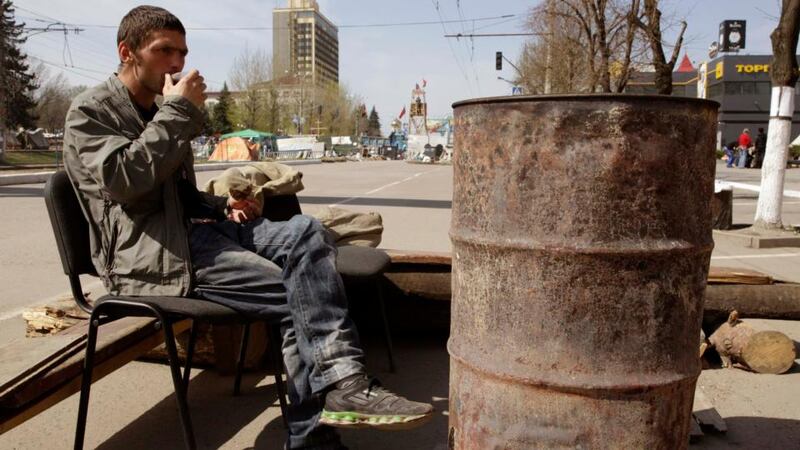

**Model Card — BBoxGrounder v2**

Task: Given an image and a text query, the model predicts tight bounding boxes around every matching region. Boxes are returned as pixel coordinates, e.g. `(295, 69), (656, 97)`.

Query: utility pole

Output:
(23, 24), (84, 38)
(0, 24), (5, 160)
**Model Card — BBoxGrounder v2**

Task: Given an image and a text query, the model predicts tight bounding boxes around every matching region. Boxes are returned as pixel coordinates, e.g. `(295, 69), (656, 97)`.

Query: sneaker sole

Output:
(319, 410), (434, 430)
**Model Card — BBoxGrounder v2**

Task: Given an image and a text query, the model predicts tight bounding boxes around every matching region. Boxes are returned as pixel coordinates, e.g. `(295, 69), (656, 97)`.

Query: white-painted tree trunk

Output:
(754, 85), (795, 229)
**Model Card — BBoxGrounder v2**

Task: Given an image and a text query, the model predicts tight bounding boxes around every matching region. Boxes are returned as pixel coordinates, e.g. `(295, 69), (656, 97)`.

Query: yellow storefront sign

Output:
(736, 64), (770, 73)
(714, 62), (723, 79)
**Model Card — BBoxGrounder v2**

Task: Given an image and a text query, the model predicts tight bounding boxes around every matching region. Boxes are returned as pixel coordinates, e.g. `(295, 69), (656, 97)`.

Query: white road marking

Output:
(0, 307), (28, 322)
(711, 253), (800, 260)
(329, 168), (442, 207)
(733, 201), (800, 206)
(717, 179), (800, 199)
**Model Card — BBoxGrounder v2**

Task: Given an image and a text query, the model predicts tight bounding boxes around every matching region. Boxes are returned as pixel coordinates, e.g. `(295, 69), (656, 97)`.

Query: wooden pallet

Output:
(0, 317), (189, 435)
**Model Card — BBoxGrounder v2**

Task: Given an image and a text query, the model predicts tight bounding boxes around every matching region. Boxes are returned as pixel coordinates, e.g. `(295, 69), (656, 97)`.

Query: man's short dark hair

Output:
(759, 127), (765, 133)
(117, 6), (185, 55)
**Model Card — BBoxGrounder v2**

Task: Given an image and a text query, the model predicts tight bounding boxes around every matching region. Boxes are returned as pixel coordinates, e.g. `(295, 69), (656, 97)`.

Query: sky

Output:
(11, 0), (787, 133)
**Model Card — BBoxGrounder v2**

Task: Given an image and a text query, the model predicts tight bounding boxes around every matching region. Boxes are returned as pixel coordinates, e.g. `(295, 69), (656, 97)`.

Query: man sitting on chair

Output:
(62, 6), (432, 449)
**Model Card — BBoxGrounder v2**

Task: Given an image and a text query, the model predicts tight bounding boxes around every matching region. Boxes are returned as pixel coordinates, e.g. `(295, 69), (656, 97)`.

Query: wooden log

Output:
(704, 284), (800, 326)
(708, 311), (796, 374)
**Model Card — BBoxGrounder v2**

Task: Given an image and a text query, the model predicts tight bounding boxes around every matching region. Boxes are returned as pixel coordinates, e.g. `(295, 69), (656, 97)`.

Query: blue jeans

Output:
(724, 148), (735, 167)
(189, 215), (365, 449)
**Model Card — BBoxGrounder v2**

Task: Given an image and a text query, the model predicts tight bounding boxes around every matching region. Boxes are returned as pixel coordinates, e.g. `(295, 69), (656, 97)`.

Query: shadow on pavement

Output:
(0, 186), (44, 197)
(691, 417), (800, 449)
(96, 333), (450, 450)
(96, 369), (284, 450)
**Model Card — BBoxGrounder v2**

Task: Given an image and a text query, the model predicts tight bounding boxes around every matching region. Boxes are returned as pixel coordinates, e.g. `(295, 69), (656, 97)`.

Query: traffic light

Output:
(496, 51), (503, 70)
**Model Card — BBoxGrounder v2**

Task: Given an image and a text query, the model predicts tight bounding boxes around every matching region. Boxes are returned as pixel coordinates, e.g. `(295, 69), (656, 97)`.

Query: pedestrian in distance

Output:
(737, 128), (752, 169)
(724, 140), (739, 168)
(62, 6), (432, 449)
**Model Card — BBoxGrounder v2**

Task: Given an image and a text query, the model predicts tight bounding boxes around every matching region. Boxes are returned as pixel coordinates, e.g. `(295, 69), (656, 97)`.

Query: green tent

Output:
(220, 129), (275, 140)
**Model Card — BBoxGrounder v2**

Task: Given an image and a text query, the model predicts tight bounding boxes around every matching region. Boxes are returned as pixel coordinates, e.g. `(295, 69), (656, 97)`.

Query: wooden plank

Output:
(708, 266), (773, 285)
(0, 335), (86, 394)
(0, 319), (190, 435)
(384, 249), (452, 266)
(1, 317), (160, 409)
(692, 389), (727, 434)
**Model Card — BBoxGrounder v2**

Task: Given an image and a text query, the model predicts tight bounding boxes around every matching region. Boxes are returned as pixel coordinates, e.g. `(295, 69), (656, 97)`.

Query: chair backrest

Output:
(44, 171), (97, 278)
(262, 194), (302, 221)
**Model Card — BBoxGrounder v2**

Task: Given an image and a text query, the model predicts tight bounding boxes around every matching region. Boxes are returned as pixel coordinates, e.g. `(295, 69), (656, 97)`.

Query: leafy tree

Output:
(1, 0), (38, 130)
(353, 103), (368, 138)
(211, 82), (233, 135)
(367, 106), (381, 136)
(309, 82), (359, 136)
(200, 106), (214, 136)
(265, 85), (280, 133)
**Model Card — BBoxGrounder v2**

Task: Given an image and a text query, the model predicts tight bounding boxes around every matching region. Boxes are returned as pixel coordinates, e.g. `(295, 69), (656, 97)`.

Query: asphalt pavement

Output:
(0, 160), (798, 449)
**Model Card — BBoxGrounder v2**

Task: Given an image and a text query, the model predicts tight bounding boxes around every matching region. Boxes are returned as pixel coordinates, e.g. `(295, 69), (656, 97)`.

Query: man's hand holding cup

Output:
(163, 69), (207, 109)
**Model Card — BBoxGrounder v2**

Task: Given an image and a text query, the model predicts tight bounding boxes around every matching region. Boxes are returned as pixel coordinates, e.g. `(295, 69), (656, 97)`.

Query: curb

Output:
(0, 159), (321, 186)
(713, 229), (800, 249)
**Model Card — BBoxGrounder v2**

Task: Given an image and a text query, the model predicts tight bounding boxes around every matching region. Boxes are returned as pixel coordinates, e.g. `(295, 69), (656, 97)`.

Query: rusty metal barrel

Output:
(448, 95), (719, 449)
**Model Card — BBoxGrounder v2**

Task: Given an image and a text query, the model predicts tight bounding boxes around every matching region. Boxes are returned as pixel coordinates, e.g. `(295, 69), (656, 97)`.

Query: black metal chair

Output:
(262, 194), (396, 372)
(44, 171), (288, 450)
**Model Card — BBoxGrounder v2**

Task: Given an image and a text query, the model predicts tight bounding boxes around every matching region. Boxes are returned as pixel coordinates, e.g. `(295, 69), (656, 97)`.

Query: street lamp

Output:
(497, 77), (523, 95)
(497, 76), (515, 86)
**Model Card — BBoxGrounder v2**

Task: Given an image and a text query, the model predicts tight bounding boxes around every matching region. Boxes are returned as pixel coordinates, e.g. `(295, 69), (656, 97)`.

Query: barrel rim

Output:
(452, 93), (720, 109)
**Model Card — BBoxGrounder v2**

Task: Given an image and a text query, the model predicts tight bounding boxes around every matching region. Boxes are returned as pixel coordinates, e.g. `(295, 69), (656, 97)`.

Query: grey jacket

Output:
(63, 75), (225, 296)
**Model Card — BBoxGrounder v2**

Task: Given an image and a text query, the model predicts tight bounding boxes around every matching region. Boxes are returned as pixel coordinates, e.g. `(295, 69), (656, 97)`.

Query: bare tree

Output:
(33, 65), (78, 133)
(754, 0), (800, 230)
(228, 47), (272, 130)
(630, 0), (687, 95)
(519, 0), (643, 94)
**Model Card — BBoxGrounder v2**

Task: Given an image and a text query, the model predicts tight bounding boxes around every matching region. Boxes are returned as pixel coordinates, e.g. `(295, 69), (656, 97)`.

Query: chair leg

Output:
(182, 321), (198, 396)
(233, 323), (251, 396)
(74, 310), (101, 450)
(376, 277), (396, 373)
(162, 317), (198, 450)
(268, 325), (290, 429)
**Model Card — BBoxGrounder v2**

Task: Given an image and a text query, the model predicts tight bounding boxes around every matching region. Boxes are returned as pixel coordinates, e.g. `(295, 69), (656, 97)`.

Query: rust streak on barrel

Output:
(448, 94), (719, 449)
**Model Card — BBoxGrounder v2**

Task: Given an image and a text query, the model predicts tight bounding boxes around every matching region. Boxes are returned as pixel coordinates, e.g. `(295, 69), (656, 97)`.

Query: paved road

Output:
(1, 160), (799, 450)
(0, 161), (453, 323)
(1, 160), (799, 323)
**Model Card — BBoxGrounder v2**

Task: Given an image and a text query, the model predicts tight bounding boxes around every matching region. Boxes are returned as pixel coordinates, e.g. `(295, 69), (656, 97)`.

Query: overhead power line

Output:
(29, 56), (106, 82)
(445, 32), (547, 38)
(65, 13), (518, 30)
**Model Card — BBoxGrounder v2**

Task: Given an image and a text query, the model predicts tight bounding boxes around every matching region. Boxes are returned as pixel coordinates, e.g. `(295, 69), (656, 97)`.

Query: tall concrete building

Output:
(273, 0), (339, 86)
